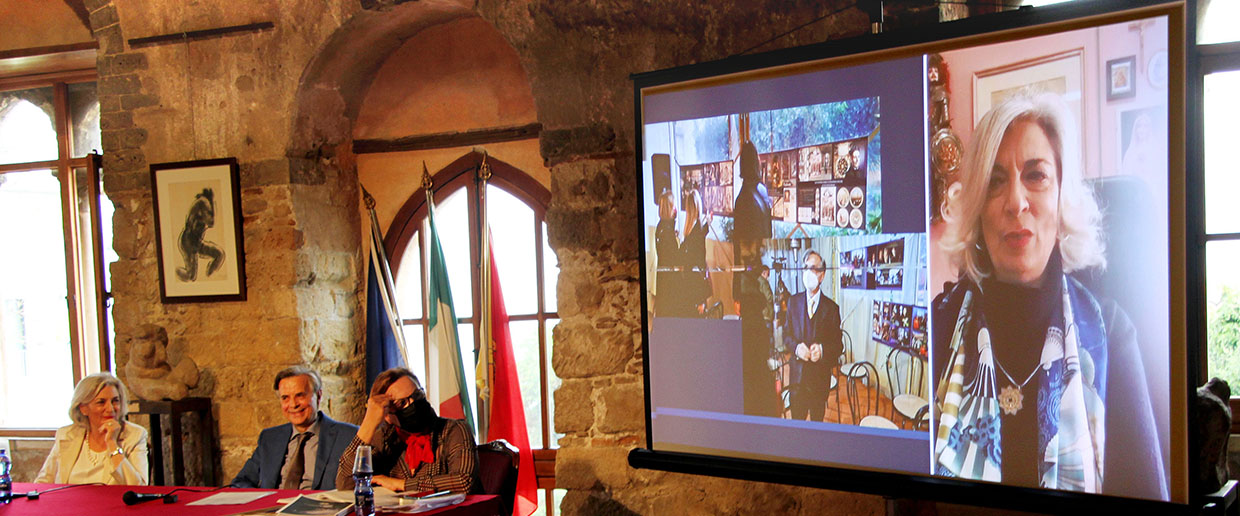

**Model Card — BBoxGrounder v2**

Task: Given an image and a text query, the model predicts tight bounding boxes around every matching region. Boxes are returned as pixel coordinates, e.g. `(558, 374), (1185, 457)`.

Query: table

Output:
(4, 483), (500, 516)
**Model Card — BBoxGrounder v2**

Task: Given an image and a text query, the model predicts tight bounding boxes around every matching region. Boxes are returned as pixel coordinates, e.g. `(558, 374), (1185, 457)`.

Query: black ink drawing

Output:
(176, 187), (224, 281)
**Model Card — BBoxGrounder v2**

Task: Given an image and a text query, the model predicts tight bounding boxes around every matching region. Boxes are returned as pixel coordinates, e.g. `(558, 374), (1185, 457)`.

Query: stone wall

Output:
(80, 0), (945, 513)
(484, 1), (890, 513)
(86, 0), (367, 483)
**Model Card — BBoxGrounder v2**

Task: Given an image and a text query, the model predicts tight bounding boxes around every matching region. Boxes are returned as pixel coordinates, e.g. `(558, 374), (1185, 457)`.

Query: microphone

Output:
(122, 491), (175, 505)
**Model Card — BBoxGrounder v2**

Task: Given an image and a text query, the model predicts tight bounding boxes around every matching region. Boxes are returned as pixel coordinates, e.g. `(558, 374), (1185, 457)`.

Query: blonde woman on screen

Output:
(931, 90), (1165, 499)
(35, 373), (149, 485)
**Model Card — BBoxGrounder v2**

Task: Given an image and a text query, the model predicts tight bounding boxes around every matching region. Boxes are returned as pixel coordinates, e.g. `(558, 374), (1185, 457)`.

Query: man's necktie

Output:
(282, 432), (310, 490)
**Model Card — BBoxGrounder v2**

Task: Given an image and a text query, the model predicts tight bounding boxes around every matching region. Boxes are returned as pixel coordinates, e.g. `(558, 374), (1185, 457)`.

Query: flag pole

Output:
(476, 150), (493, 441)
(421, 162), (434, 384)
(363, 186), (410, 368)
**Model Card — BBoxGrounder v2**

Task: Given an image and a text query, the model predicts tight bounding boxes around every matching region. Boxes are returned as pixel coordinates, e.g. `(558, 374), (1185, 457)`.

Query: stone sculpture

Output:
(124, 324), (200, 400)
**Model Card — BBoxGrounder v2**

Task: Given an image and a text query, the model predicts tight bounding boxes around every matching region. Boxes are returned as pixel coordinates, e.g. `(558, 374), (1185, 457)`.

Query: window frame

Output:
(382, 151), (561, 502)
(0, 70), (108, 436)
(1187, 1), (1240, 428)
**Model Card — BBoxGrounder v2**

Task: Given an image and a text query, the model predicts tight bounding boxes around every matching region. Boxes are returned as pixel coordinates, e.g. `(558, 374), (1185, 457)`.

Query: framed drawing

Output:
(1107, 55), (1137, 100)
(150, 158), (246, 303)
(973, 49), (1084, 131)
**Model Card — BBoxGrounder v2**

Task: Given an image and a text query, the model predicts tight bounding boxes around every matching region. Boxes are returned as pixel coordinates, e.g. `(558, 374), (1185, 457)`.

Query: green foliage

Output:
(1208, 286), (1240, 388)
(750, 97), (880, 151)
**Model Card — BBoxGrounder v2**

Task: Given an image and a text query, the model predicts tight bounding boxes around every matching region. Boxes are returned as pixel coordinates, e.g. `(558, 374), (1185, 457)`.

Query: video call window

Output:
(636, 3), (1181, 506)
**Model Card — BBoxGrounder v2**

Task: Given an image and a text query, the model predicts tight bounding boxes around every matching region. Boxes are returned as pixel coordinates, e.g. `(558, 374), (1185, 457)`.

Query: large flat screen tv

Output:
(630, 0), (1188, 512)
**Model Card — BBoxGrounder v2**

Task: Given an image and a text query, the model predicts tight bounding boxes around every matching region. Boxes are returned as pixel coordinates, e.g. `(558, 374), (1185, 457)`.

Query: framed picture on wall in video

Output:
(150, 157), (247, 303)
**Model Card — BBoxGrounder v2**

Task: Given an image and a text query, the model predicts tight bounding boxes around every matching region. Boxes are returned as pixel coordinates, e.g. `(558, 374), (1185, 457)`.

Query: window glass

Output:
(543, 223), (558, 312)
(0, 169), (74, 427)
(99, 180), (117, 293)
(1200, 0), (1240, 45)
(402, 322), (427, 386)
(435, 188), (473, 319)
(99, 168), (117, 353)
(487, 185), (536, 315)
(1204, 70), (1240, 234)
(394, 230), (424, 320)
(1207, 240), (1240, 388)
(0, 89), (58, 165)
(510, 320), (545, 448)
(531, 488), (567, 516)
(68, 82), (100, 158)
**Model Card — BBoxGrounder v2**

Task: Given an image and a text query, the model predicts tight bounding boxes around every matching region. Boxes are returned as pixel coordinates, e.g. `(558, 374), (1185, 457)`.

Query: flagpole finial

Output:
(362, 186), (376, 210)
(477, 149), (492, 182)
(421, 161), (433, 191)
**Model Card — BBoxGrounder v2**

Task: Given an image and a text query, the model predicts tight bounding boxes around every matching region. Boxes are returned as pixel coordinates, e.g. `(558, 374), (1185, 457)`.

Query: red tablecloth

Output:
(2, 483), (499, 516)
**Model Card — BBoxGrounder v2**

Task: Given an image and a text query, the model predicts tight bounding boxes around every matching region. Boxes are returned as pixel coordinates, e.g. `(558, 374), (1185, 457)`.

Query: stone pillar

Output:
(85, 0), (368, 484)
(497, 1), (894, 512)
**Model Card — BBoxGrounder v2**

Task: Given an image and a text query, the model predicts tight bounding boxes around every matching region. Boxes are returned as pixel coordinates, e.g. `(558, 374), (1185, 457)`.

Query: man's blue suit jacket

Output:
(229, 411), (359, 490)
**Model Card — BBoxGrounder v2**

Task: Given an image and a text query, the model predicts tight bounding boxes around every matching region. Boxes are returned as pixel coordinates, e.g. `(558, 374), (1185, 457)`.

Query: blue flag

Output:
(364, 202), (407, 393)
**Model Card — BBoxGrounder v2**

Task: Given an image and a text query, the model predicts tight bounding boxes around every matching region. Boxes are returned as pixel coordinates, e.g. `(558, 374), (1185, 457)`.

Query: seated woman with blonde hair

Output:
(35, 372), (149, 485)
(932, 90), (1165, 499)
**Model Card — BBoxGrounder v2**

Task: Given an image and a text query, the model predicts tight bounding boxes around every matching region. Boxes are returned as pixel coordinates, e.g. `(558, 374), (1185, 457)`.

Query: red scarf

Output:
(402, 431), (435, 469)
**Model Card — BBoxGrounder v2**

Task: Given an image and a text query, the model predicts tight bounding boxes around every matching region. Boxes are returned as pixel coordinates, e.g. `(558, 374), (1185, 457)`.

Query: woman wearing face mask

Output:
(35, 372), (149, 485)
(335, 368), (478, 493)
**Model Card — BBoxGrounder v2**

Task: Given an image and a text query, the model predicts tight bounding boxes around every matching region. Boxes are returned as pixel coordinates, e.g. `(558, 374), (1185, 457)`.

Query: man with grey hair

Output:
(230, 366), (358, 490)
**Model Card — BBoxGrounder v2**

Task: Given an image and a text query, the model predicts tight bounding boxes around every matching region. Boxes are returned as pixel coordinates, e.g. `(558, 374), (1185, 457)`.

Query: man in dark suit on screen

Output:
(733, 141), (779, 417)
(230, 366), (358, 490)
(783, 250), (843, 422)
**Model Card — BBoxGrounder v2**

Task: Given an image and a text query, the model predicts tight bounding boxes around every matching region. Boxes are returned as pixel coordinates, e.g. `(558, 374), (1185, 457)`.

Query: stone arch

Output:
(282, 0), (543, 418)
(288, 0), (501, 160)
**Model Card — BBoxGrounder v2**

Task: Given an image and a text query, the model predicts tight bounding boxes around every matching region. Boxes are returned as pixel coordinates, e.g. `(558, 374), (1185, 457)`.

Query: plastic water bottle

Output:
(352, 445), (374, 516)
(0, 447), (12, 504)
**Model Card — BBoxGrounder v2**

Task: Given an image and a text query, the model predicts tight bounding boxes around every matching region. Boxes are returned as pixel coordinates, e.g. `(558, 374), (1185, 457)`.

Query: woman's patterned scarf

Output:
(933, 275), (1109, 492)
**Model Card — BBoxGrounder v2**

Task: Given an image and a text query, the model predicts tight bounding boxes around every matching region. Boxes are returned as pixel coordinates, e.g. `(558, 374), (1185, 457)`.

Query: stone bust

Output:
(124, 324), (200, 400)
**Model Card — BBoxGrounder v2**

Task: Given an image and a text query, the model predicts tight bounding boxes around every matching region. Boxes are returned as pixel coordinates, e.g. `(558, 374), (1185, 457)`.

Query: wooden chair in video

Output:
(884, 347), (930, 430)
(837, 330), (865, 395)
(846, 361), (897, 429)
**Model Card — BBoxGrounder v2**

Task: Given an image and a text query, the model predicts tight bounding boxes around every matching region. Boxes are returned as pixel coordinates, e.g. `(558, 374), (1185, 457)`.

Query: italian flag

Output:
(425, 200), (474, 429)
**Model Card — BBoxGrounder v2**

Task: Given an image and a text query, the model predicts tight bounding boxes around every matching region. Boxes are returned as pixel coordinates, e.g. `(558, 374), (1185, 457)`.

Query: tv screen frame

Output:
(629, 1), (1191, 513)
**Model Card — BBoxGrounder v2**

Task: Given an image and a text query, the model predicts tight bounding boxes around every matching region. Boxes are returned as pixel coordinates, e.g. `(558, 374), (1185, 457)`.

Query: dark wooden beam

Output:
(353, 122), (542, 154)
(0, 42), (98, 61)
(127, 21), (275, 48)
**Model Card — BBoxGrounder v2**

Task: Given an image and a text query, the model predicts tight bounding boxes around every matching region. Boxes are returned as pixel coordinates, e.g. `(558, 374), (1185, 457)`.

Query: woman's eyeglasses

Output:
(391, 389), (426, 409)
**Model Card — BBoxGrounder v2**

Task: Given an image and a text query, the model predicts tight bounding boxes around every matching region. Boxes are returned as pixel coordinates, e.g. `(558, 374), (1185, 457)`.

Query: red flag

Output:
(486, 247), (538, 516)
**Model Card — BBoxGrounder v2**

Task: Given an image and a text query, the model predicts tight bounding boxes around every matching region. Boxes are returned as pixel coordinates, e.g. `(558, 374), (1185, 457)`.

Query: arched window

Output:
(0, 79), (109, 433)
(384, 151), (561, 507)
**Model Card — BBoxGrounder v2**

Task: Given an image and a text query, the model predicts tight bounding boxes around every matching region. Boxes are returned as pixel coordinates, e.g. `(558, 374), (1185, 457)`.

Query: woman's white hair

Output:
(940, 89), (1105, 284)
(69, 372), (129, 426)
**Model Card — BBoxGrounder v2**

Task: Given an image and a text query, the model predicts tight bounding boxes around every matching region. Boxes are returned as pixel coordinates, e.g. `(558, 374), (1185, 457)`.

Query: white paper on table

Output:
(377, 493), (467, 514)
(311, 487), (400, 506)
(186, 490), (278, 505)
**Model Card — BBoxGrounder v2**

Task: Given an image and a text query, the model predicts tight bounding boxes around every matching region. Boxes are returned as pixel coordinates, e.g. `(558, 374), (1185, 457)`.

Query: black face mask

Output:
(395, 397), (437, 434)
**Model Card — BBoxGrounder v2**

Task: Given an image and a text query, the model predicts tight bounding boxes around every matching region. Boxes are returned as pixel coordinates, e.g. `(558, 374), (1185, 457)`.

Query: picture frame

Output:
(1117, 105), (1168, 189)
(973, 49), (1084, 129)
(1107, 55), (1137, 100)
(150, 158), (247, 303)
